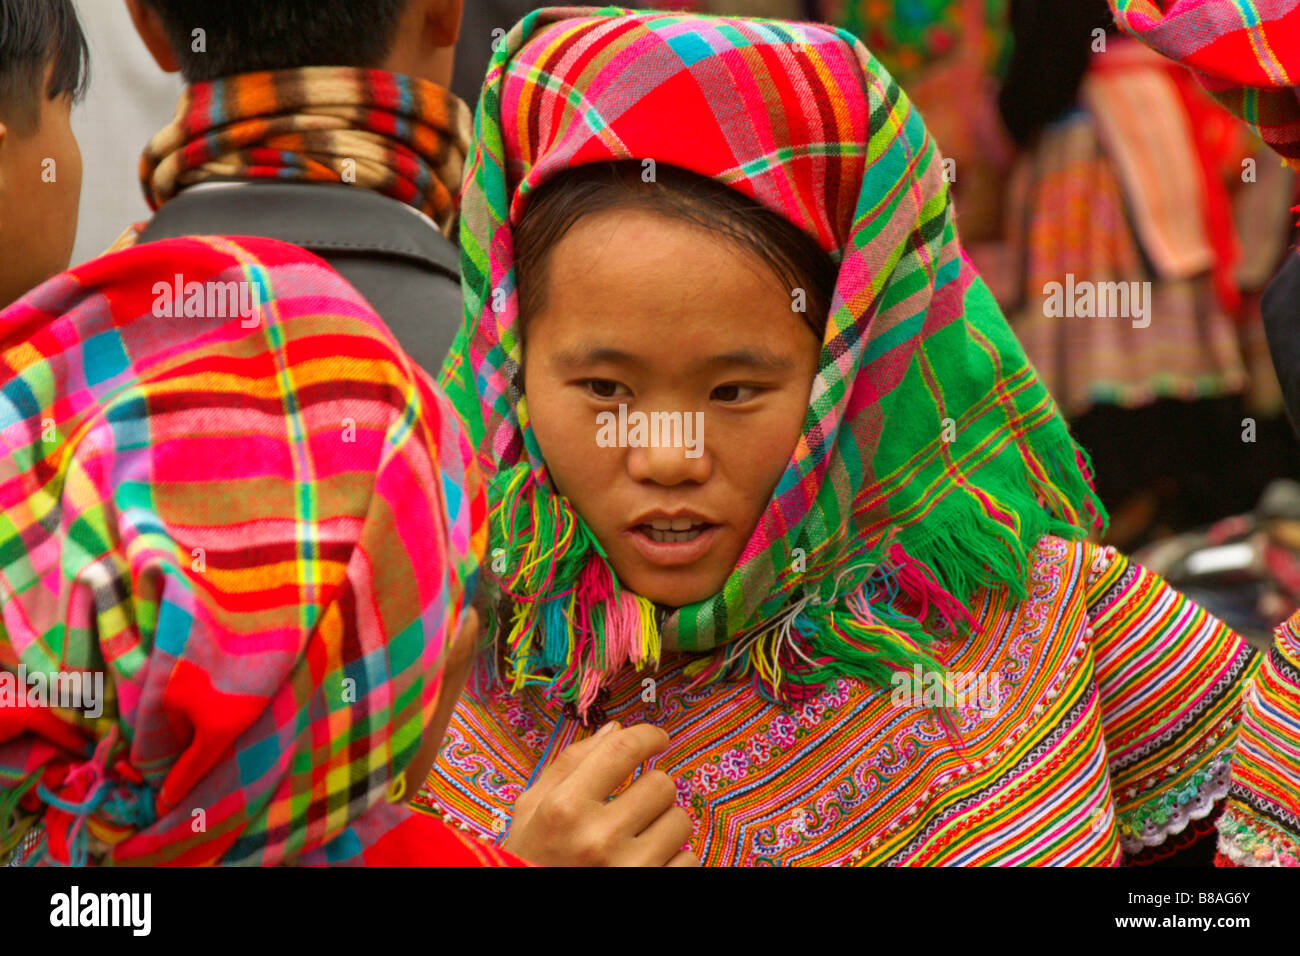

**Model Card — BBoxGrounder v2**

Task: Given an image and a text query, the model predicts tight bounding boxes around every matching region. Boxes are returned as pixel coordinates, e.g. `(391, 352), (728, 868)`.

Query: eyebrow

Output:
(550, 345), (797, 372)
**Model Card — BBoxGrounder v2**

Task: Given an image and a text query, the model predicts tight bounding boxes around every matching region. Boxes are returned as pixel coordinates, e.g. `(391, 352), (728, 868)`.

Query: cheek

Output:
(27, 125), (83, 255)
(36, 114), (83, 205)
(716, 393), (809, 506)
(524, 376), (564, 455)
(525, 376), (603, 486)
(56, 130), (83, 231)
(66, 136), (83, 199)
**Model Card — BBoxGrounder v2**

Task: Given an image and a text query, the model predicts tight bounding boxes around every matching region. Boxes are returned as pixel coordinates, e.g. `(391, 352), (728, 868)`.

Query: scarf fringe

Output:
(0, 770), (40, 861)
(684, 538), (959, 696)
(485, 465), (661, 716)
(894, 432), (1106, 605)
(481, 430), (1103, 720)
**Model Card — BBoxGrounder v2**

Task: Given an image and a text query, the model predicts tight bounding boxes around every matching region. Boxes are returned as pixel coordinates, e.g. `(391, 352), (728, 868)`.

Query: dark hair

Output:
(998, 0), (1114, 145)
(514, 162), (837, 339)
(0, 0), (88, 134)
(141, 0), (410, 82)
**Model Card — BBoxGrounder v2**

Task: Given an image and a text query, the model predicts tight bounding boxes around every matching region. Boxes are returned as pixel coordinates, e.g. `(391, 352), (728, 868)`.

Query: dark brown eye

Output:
(712, 384), (759, 403)
(587, 379), (619, 398)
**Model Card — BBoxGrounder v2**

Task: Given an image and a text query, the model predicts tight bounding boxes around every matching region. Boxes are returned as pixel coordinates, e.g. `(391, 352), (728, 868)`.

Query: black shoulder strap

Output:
(1264, 248), (1300, 437)
(138, 182), (463, 374)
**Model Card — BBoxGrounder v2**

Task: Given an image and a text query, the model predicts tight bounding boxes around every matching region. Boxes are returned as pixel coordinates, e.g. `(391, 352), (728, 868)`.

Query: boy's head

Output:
(515, 162), (833, 608)
(0, 0), (87, 310)
(126, 0), (465, 88)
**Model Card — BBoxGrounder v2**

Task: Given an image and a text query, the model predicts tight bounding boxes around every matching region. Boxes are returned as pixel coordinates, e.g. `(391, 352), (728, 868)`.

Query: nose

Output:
(625, 432), (712, 487)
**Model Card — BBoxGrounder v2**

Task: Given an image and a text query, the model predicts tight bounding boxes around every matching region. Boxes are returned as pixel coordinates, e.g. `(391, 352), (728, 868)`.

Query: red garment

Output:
(300, 805), (529, 866)
(1110, 0), (1300, 171)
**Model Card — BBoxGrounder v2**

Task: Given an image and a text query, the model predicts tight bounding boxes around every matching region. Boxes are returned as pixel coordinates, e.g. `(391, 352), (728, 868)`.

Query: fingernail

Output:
(597, 720), (619, 737)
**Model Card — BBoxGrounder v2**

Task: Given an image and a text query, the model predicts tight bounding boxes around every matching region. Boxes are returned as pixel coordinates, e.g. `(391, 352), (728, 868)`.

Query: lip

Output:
(623, 510), (721, 567)
(628, 508), (716, 528)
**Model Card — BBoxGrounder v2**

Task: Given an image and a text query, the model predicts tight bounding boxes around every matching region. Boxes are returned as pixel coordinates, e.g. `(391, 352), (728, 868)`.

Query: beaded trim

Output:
(1216, 804), (1300, 866)
(1117, 754), (1232, 854)
(413, 798), (510, 845)
(1085, 544), (1119, 589)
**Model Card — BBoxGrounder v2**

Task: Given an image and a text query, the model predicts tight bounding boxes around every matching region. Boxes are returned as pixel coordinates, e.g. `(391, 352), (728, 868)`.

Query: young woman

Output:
(0, 235), (521, 865)
(417, 7), (1299, 866)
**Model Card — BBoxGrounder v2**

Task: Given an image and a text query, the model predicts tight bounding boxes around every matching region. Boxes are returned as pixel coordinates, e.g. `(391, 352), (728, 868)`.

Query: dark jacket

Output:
(138, 181), (462, 375)
(1264, 249), (1300, 435)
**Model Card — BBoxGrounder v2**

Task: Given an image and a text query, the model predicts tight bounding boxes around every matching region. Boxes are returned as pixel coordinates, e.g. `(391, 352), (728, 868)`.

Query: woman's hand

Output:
(503, 722), (700, 866)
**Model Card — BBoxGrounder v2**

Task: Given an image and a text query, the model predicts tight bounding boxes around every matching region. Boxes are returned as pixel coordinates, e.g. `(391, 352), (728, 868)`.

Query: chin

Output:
(615, 565), (728, 609)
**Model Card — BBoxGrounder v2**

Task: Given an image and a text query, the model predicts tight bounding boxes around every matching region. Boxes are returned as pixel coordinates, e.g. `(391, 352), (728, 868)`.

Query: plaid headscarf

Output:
(442, 6), (1106, 719)
(140, 67), (472, 234)
(0, 236), (489, 865)
(1110, 0), (1300, 172)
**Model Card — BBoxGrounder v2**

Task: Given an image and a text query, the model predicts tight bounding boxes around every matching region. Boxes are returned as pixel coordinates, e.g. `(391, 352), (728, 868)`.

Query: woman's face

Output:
(523, 208), (821, 608)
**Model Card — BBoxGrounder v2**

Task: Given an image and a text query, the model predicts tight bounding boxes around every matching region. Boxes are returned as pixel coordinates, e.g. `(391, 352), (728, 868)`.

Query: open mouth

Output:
(636, 517), (713, 544)
(624, 513), (721, 567)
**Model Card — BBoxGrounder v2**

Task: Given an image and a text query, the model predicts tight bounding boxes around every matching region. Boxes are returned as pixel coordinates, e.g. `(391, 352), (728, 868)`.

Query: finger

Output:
(436, 607), (479, 705)
(604, 768), (679, 837)
(564, 723), (671, 802)
(450, 608), (480, 663)
(526, 720), (620, 798)
(627, 804), (695, 867)
(665, 849), (701, 867)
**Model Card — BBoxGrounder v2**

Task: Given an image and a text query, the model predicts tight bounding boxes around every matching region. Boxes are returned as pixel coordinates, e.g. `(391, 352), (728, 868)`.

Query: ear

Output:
(383, 0), (463, 87)
(429, 0), (465, 48)
(124, 0), (182, 73)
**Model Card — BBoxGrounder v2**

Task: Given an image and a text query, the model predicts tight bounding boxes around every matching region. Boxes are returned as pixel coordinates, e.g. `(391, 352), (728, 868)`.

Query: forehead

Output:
(531, 208), (804, 348)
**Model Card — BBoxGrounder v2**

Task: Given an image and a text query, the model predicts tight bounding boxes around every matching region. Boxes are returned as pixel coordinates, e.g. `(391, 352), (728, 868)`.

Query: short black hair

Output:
(142, 0), (412, 83)
(0, 0), (89, 134)
(515, 162), (838, 341)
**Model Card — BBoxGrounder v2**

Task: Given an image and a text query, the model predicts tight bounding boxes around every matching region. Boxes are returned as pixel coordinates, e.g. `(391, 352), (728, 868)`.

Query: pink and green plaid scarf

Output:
(442, 6), (1107, 719)
(1110, 0), (1300, 171)
(1, 236), (487, 865)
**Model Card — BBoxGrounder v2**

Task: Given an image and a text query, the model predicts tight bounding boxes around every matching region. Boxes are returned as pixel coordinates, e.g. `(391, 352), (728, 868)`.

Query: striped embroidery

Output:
(420, 536), (1258, 865)
(1218, 611), (1300, 865)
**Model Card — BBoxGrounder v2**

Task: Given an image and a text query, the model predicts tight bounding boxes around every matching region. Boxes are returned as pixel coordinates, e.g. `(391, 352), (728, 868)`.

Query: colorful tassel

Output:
(480, 433), (1102, 724)
(482, 462), (662, 717)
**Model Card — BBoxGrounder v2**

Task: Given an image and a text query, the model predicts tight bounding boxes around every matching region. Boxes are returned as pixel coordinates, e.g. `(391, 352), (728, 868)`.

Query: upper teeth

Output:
(649, 517), (700, 530)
